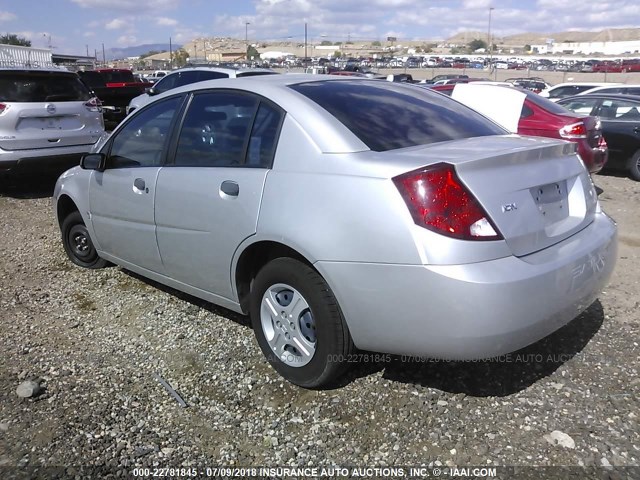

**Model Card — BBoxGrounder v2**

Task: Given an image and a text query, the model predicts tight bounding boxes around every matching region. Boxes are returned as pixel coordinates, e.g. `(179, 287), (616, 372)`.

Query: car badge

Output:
(46, 104), (56, 114)
(502, 203), (517, 212)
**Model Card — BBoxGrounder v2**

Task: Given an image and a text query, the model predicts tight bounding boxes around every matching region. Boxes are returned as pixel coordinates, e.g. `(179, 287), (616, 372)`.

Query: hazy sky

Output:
(1, 0), (639, 54)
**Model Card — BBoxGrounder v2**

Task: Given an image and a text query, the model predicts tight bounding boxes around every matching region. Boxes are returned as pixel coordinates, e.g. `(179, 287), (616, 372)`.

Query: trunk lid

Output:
(388, 135), (599, 257)
(0, 101), (103, 151)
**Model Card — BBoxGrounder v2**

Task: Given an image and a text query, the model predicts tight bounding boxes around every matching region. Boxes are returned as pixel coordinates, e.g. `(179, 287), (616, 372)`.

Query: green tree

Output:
(172, 48), (189, 67)
(0, 33), (31, 46)
(468, 39), (487, 51)
(333, 51), (343, 58)
(524, 44), (532, 52)
(246, 45), (259, 60)
(320, 40), (333, 46)
(371, 40), (381, 47)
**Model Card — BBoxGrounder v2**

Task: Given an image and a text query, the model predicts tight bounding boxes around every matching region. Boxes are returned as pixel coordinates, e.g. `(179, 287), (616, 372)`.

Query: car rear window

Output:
(236, 71), (278, 78)
(290, 80), (505, 151)
(525, 91), (573, 115)
(0, 71), (92, 102)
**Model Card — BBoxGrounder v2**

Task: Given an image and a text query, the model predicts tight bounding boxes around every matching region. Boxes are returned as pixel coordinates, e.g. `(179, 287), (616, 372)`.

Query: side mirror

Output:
(80, 153), (106, 172)
(146, 87), (156, 96)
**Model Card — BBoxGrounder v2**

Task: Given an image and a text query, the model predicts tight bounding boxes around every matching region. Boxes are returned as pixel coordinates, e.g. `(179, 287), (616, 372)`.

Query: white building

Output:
(532, 40), (640, 55)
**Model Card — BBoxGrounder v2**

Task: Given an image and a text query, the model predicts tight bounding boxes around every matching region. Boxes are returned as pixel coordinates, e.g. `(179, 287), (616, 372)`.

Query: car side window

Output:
(246, 102), (284, 168)
(520, 104), (534, 119)
(108, 96), (182, 169)
(560, 98), (598, 116)
(173, 92), (259, 167)
(596, 99), (640, 121)
(197, 71), (229, 81)
(152, 74), (179, 94)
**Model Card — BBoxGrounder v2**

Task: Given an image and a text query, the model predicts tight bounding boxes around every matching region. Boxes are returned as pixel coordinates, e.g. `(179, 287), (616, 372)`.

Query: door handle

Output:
(634, 126), (640, 134)
(220, 180), (239, 197)
(134, 178), (149, 193)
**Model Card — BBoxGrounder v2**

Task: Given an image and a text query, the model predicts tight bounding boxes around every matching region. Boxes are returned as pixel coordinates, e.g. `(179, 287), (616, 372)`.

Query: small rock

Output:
(0, 423), (9, 432)
(16, 380), (42, 398)
(437, 400), (448, 406)
(543, 430), (575, 449)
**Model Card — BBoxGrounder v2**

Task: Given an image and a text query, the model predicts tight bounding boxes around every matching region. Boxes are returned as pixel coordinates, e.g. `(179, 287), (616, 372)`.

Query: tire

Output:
(61, 211), (108, 269)
(250, 257), (354, 388)
(628, 151), (640, 181)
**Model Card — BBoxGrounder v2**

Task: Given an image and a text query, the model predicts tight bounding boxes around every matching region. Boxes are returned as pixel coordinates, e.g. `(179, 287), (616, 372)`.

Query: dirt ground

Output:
(0, 168), (638, 480)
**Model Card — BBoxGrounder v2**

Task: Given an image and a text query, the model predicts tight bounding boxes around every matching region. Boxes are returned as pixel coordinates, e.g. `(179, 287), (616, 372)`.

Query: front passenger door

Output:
(89, 96), (184, 273)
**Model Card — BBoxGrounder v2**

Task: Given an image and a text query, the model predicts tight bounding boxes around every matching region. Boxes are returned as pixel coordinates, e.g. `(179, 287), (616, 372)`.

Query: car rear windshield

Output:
(290, 80), (505, 151)
(236, 71), (278, 78)
(525, 90), (573, 115)
(0, 71), (92, 102)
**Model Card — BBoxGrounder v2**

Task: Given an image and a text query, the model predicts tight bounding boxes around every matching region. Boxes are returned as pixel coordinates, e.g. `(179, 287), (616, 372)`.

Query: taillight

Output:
(0, 103), (6, 114)
(393, 163), (502, 241)
(559, 121), (587, 139)
(84, 97), (102, 112)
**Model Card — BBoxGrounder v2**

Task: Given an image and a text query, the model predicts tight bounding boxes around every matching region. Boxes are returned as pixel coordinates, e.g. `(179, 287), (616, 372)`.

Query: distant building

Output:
(532, 40), (640, 55)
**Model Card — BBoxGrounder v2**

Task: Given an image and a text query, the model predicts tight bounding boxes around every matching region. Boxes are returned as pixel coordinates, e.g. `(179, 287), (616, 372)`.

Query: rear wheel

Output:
(61, 211), (108, 269)
(628, 151), (640, 181)
(250, 257), (354, 388)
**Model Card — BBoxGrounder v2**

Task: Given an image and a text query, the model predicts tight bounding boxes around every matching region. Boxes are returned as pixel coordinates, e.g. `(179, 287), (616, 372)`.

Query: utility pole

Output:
(102, 43), (106, 67)
(169, 37), (173, 69)
(488, 7), (495, 69)
(304, 22), (308, 67)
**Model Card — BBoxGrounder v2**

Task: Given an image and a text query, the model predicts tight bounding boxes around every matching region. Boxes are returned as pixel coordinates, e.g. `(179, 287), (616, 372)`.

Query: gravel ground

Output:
(0, 171), (638, 479)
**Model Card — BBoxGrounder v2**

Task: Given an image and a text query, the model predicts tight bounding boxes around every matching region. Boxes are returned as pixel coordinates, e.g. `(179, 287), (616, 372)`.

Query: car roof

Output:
(0, 66), (73, 74)
(164, 66), (276, 76)
(558, 93), (640, 103)
(548, 82), (623, 89)
(147, 74), (409, 154)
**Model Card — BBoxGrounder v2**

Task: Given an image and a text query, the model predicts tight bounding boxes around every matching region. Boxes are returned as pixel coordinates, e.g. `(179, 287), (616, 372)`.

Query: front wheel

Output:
(61, 211), (108, 269)
(628, 151), (640, 181)
(250, 257), (354, 388)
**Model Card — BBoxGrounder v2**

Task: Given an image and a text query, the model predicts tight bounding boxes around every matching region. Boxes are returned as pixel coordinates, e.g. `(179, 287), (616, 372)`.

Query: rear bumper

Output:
(316, 212), (617, 359)
(0, 143), (96, 175)
(578, 143), (608, 174)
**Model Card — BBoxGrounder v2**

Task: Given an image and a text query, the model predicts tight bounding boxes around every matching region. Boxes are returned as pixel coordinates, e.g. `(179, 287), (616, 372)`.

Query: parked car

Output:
(558, 94), (640, 180)
(578, 84), (640, 97)
(539, 82), (622, 102)
(54, 75), (617, 387)
(431, 83), (608, 173)
(0, 66), (104, 177)
(592, 61), (623, 73)
(621, 59), (640, 73)
(505, 77), (552, 93)
(423, 74), (469, 85)
(78, 69), (152, 125)
(127, 67), (277, 114)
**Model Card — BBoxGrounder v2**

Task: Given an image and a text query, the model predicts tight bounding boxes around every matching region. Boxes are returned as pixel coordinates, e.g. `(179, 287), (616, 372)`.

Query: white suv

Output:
(0, 67), (104, 177)
(127, 67), (277, 114)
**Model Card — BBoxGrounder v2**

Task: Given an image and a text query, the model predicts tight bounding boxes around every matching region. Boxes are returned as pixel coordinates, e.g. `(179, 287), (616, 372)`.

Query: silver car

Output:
(54, 75), (618, 387)
(127, 67), (277, 115)
(0, 67), (104, 176)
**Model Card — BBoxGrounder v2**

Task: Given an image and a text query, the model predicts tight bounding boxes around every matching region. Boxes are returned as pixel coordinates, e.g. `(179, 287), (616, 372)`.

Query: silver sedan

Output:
(54, 75), (618, 387)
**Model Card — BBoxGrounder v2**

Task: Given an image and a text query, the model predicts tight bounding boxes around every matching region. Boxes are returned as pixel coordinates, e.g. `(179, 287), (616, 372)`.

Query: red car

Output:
(431, 83), (608, 173)
(592, 61), (623, 73)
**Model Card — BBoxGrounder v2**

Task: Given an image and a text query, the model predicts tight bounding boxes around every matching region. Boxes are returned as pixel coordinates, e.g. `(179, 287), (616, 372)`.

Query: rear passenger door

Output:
(154, 90), (284, 301)
(595, 98), (640, 162)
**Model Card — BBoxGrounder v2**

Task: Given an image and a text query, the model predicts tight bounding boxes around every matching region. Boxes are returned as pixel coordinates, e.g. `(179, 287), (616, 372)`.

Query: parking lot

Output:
(0, 170), (638, 476)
